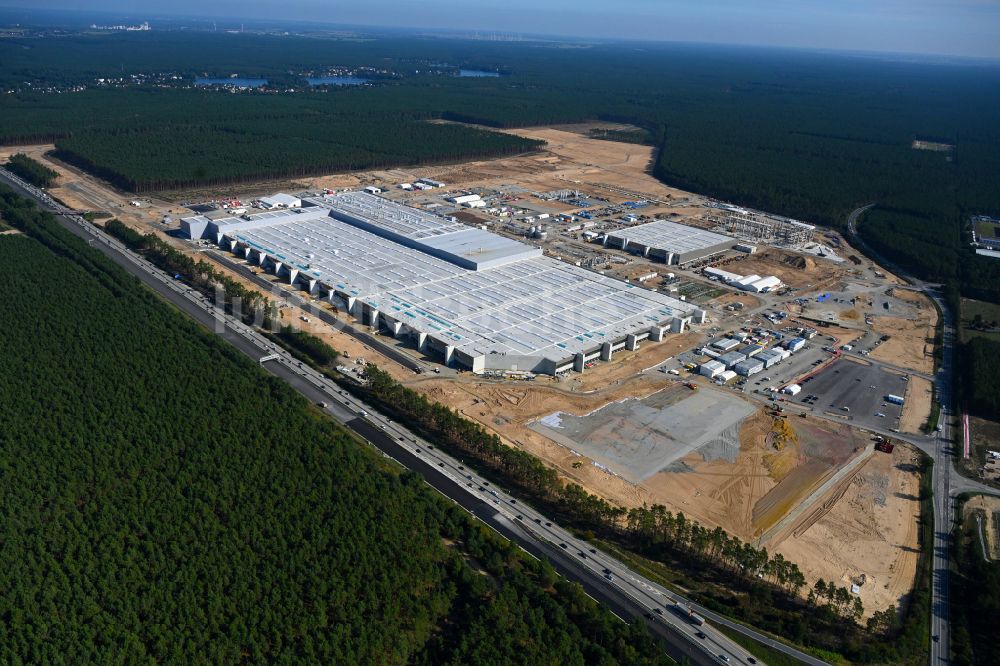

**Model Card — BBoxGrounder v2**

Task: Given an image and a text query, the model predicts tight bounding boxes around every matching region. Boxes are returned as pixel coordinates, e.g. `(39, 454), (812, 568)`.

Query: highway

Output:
(846, 204), (996, 666)
(1, 167), (822, 666)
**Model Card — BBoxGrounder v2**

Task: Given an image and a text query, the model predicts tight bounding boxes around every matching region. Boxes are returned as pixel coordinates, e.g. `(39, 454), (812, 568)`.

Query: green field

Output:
(0, 187), (670, 664)
(961, 298), (1000, 342)
(975, 219), (1000, 242)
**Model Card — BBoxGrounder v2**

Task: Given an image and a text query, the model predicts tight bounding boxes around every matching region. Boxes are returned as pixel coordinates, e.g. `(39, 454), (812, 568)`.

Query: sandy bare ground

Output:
(641, 409), (779, 540)
(724, 249), (848, 291)
(407, 373), (676, 508)
(964, 495), (1000, 560)
(899, 375), (933, 434)
(775, 445), (922, 616)
(3, 131), (922, 614)
(868, 289), (938, 377)
(0, 145), (181, 231)
(869, 313), (936, 375)
(711, 292), (763, 311)
(558, 332), (701, 393)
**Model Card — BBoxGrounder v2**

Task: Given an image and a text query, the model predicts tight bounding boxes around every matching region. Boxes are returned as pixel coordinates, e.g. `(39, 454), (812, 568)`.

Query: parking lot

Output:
(790, 358), (907, 431)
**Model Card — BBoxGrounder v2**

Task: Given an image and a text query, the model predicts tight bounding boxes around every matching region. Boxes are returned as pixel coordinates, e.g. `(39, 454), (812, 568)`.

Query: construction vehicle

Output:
(875, 440), (895, 454)
(685, 382), (698, 390)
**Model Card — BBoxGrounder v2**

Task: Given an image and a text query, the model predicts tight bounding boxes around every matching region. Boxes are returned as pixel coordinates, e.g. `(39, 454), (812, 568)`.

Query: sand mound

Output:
(781, 254), (809, 269)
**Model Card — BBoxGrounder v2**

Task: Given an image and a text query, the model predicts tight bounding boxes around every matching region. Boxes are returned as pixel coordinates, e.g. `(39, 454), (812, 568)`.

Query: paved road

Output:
(845, 203), (990, 666)
(2, 168), (821, 666)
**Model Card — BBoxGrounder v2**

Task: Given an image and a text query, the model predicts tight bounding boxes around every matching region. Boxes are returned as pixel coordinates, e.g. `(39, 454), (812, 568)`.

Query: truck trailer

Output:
(672, 603), (706, 626)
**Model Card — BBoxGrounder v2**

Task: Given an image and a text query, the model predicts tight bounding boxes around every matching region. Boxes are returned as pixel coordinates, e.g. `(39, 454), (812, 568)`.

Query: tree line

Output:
(2, 36), (997, 309)
(951, 497), (1000, 666)
(354, 363), (935, 662)
(4, 153), (59, 188)
(92, 193), (936, 663)
(104, 218), (275, 325)
(0, 185), (673, 664)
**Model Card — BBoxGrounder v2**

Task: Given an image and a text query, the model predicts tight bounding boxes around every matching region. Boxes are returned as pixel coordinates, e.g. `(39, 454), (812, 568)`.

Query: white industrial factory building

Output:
(602, 219), (735, 265)
(183, 192), (705, 375)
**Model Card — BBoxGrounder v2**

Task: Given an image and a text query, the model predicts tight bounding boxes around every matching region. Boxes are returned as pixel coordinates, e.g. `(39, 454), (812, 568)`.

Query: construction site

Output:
(1, 122), (933, 616)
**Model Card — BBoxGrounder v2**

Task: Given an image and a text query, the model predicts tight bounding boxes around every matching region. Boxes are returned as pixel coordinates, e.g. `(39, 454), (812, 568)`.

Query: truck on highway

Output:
(672, 602), (706, 626)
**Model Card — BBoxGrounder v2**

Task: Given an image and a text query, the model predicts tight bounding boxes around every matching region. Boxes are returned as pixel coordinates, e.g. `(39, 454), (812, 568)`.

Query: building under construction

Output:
(712, 207), (814, 245)
(182, 192), (705, 375)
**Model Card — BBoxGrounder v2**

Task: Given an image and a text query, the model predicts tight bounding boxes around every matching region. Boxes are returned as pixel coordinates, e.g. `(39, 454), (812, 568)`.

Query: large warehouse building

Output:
(602, 220), (735, 265)
(183, 192), (705, 375)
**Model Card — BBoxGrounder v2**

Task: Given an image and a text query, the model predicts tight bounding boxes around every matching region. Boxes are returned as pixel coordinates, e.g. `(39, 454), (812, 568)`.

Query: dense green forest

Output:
(1, 32), (997, 303)
(960, 337), (1000, 416)
(0, 187), (670, 664)
(3, 153), (58, 187)
(52, 109), (541, 191)
(351, 363), (932, 664)
(84, 200), (935, 663)
(951, 497), (1000, 666)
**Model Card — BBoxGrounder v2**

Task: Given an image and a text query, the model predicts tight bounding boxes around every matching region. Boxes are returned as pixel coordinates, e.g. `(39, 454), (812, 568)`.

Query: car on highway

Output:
(718, 655), (730, 663)
(696, 631), (706, 639)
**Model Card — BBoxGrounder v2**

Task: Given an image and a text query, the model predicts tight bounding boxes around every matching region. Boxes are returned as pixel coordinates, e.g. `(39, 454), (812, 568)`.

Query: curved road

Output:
(846, 203), (997, 666)
(2, 168), (831, 666)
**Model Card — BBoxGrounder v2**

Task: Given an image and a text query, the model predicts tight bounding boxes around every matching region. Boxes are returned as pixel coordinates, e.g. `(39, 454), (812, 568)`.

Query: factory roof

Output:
(704, 266), (743, 282)
(317, 192), (539, 270)
(750, 276), (783, 291)
(606, 219), (732, 254)
(718, 351), (748, 367)
(711, 337), (741, 351)
(260, 193), (301, 208)
(218, 193), (697, 363)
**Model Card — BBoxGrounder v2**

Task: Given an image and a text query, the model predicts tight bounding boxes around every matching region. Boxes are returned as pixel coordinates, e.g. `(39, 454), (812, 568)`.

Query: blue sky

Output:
(7, 0), (1000, 58)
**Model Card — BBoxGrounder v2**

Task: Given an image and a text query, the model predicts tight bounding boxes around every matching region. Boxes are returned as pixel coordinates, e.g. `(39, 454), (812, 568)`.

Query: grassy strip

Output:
(897, 454), (934, 663)
(923, 400), (942, 433)
(590, 538), (845, 664)
(715, 625), (827, 666)
(932, 298), (945, 372)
